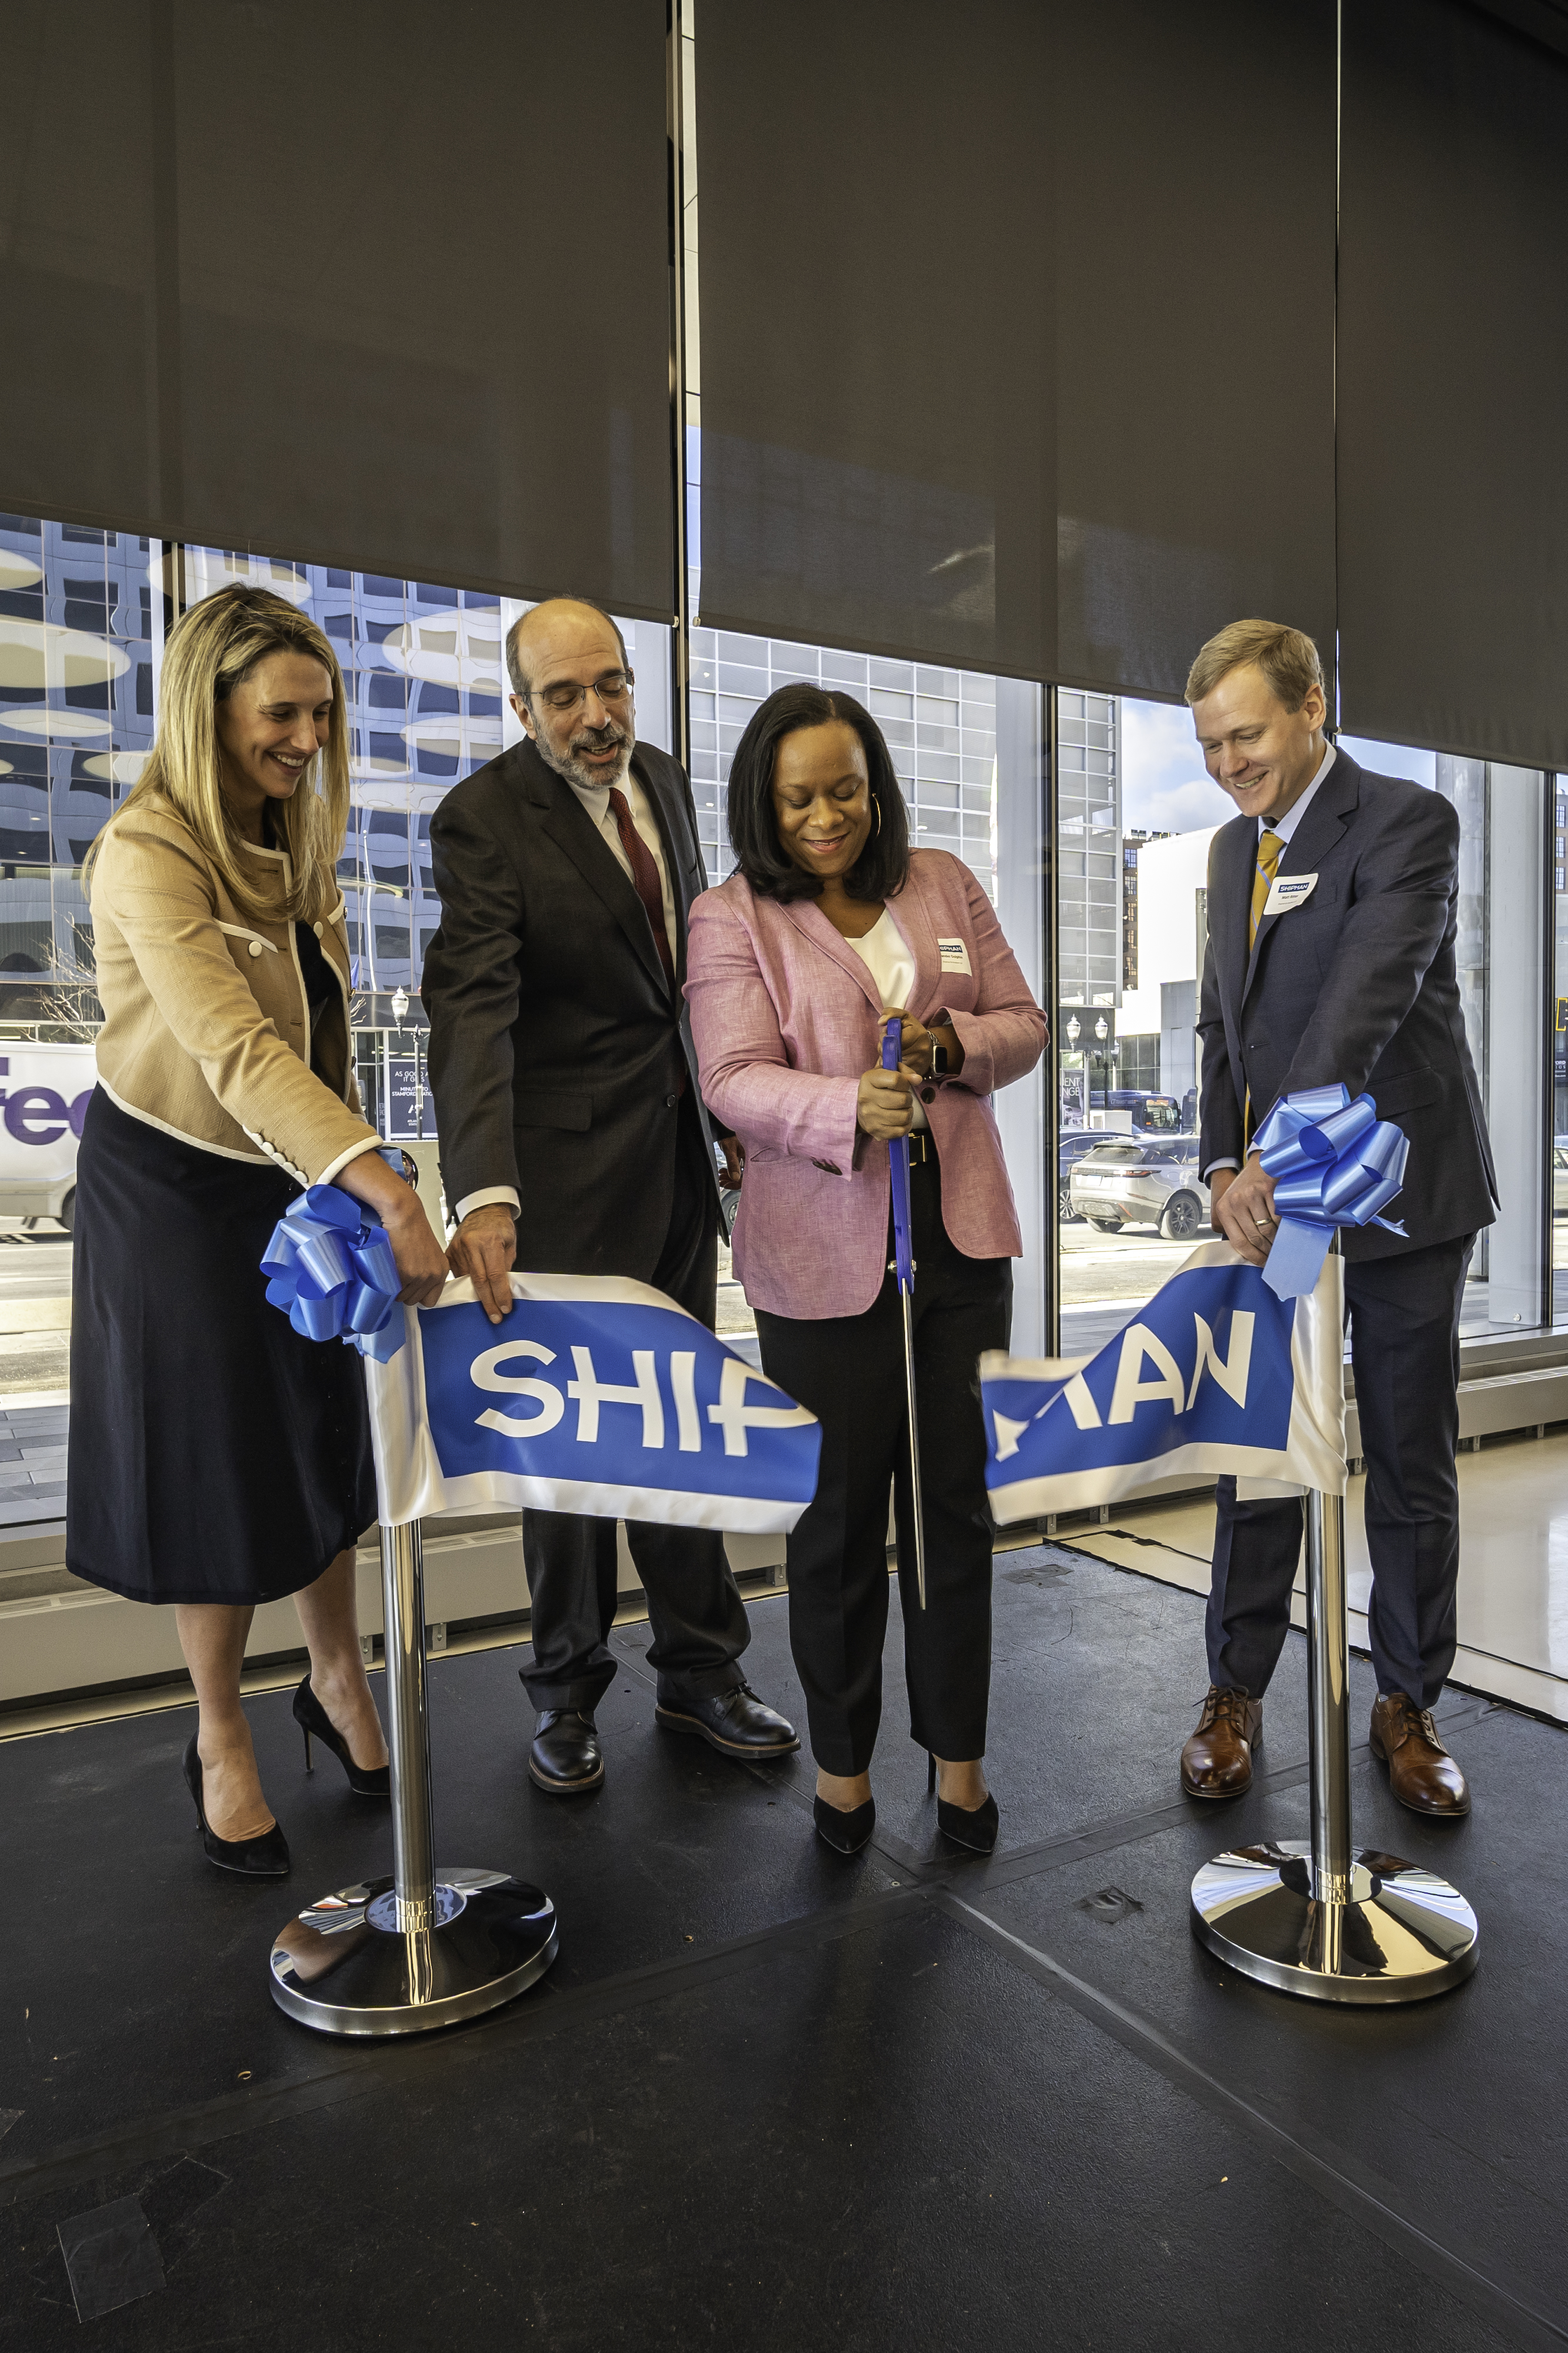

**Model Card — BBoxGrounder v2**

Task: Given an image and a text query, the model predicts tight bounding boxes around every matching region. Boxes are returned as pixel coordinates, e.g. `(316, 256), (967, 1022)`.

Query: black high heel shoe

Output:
(929, 1752), (999, 1856)
(292, 1677), (391, 1798)
(813, 1794), (876, 1855)
(182, 1736), (291, 1878)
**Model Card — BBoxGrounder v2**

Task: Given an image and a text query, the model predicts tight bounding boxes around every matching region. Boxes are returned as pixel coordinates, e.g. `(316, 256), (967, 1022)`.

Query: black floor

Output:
(2, 1547), (1565, 2350)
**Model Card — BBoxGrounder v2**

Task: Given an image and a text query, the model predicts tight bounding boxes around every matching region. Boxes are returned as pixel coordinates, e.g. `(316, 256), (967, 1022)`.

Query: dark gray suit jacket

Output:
(422, 735), (722, 1279)
(1197, 750), (1496, 1261)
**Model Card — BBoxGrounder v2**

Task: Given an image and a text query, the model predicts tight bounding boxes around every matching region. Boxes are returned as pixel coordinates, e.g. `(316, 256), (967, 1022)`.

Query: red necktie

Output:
(607, 786), (675, 991)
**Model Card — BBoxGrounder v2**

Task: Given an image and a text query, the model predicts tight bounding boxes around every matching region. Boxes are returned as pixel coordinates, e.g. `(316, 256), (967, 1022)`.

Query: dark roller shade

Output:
(1339, 0), (1568, 768)
(1053, 1), (1336, 702)
(696, 0), (1336, 697)
(1, 1), (673, 616)
(0, 4), (164, 538)
(696, 1), (1053, 679)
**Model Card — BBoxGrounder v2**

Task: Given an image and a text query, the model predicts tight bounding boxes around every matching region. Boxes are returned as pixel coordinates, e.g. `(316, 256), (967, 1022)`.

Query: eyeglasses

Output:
(530, 668), (635, 715)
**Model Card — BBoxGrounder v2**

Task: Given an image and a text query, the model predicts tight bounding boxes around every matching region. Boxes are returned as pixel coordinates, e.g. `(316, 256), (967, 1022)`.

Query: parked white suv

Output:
(1068, 1138), (1211, 1241)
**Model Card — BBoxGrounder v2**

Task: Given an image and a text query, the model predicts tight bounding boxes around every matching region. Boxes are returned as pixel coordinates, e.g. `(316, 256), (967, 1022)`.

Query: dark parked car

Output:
(1056, 1128), (1105, 1221)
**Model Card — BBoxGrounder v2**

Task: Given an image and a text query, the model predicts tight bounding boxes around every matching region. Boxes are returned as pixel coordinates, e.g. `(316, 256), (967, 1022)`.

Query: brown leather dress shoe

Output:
(1369, 1694), (1470, 1817)
(1180, 1686), (1262, 1799)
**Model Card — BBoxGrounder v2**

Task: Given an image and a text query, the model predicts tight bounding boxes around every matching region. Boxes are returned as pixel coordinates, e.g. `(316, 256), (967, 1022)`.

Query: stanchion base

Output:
(1190, 1841), (1477, 2006)
(269, 1866), (558, 2037)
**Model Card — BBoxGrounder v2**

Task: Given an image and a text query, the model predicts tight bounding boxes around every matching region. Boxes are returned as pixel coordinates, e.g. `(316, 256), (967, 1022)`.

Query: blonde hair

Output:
(89, 585), (349, 925)
(1185, 619), (1325, 714)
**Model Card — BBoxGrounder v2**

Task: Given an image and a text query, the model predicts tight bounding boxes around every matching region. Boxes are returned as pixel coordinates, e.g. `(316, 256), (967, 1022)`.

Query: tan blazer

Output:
(89, 795), (381, 1187)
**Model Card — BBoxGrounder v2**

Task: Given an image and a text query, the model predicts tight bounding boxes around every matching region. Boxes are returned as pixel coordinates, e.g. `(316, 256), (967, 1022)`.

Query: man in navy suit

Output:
(1180, 619), (1496, 1817)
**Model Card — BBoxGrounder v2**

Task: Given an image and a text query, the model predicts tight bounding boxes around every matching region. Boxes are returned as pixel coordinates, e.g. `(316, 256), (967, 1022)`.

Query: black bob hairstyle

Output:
(725, 684), (911, 904)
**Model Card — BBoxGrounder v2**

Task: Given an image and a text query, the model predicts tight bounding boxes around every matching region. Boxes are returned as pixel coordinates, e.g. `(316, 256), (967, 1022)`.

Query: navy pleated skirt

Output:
(66, 1088), (378, 1606)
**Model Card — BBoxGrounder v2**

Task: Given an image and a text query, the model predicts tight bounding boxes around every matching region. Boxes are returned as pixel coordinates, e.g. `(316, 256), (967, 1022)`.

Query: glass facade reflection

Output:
(0, 515), (156, 1019)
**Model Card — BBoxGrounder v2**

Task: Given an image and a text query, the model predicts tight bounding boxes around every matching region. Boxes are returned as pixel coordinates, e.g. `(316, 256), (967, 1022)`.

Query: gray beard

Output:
(536, 727), (633, 795)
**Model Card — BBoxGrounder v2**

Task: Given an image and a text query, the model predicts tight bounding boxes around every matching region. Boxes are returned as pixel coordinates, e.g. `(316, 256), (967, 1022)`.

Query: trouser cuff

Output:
(655, 1659), (746, 1704)
(519, 1662), (617, 1715)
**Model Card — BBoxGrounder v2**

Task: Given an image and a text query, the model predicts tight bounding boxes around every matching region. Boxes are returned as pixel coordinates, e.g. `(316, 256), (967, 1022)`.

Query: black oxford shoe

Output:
(528, 1708), (604, 1795)
(655, 1681), (800, 1759)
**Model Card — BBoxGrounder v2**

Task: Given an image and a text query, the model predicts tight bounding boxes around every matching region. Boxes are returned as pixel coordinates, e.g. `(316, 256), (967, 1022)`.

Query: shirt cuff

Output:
(455, 1185), (521, 1223)
(945, 1008), (992, 1096)
(1202, 1158), (1240, 1181)
(316, 1135), (386, 1188)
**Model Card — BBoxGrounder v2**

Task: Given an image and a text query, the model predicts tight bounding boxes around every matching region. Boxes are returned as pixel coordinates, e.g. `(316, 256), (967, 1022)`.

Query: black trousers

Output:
(755, 1150), (1012, 1777)
(519, 1105), (752, 1713)
(1207, 1232), (1474, 1711)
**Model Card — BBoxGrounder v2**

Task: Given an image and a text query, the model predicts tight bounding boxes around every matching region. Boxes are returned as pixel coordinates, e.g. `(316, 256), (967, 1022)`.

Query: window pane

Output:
(0, 518), (159, 1474)
(1057, 692), (1232, 1355)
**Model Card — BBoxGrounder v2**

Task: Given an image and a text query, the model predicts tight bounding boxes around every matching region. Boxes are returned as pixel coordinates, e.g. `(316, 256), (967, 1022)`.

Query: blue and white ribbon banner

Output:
(363, 1274), (822, 1533)
(982, 1239), (1345, 1524)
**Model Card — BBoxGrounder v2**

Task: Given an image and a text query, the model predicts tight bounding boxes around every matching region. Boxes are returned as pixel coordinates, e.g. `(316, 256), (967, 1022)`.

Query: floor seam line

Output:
(0, 1882), (929, 2207)
(935, 1889), (1568, 2353)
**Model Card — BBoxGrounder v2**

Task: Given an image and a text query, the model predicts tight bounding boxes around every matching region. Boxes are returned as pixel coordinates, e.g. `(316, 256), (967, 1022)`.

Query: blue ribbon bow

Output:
(1251, 1082), (1409, 1300)
(261, 1183), (405, 1363)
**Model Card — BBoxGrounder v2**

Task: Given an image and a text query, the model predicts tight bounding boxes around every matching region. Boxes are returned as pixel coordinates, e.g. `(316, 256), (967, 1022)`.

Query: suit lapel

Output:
(522, 741), (670, 998)
(1211, 816), (1255, 1015)
(782, 898), (885, 1012)
(1240, 752), (1361, 1006)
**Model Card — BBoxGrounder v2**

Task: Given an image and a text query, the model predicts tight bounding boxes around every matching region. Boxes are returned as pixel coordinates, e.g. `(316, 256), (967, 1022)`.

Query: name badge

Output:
(1263, 872), (1318, 917)
(937, 937), (972, 975)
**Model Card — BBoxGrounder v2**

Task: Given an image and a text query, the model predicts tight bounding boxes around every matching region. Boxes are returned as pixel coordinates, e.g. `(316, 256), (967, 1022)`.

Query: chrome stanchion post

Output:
(1190, 1254), (1479, 2004)
(268, 1513), (559, 2038)
(382, 1521), (435, 1933)
(1305, 1488), (1352, 1906)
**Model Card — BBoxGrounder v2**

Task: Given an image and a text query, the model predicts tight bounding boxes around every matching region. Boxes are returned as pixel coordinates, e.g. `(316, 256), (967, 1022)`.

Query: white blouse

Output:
(848, 908), (929, 1130)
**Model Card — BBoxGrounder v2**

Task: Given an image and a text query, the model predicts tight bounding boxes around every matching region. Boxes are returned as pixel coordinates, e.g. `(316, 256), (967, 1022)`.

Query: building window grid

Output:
(0, 515), (157, 995)
(183, 549), (505, 998)
(688, 626), (999, 898)
(1056, 690), (1121, 1007)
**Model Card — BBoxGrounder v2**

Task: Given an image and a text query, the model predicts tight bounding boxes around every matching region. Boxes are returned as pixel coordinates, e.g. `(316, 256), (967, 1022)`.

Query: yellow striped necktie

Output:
(1250, 829), (1285, 948)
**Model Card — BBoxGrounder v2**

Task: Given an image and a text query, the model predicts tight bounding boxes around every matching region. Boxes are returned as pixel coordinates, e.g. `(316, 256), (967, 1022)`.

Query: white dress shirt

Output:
(1203, 741), (1337, 1179)
(455, 759), (681, 1224)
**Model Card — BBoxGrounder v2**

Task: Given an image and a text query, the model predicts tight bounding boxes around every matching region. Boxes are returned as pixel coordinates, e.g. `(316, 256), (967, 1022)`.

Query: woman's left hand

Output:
(878, 1007), (963, 1081)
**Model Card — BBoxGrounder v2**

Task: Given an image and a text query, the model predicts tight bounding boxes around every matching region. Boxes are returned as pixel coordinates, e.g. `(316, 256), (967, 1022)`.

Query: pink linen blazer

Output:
(686, 848), (1047, 1320)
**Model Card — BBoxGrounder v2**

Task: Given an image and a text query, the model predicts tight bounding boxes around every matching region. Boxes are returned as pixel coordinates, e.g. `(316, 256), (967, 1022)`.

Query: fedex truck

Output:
(0, 1044), (96, 1231)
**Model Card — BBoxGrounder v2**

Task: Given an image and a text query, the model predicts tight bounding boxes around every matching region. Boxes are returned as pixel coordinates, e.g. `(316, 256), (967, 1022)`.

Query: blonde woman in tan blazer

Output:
(72, 585), (448, 1879)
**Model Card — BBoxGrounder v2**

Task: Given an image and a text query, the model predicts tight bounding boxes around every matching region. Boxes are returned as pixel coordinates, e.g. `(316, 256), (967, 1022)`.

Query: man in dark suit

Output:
(1180, 619), (1496, 1817)
(422, 596), (797, 1795)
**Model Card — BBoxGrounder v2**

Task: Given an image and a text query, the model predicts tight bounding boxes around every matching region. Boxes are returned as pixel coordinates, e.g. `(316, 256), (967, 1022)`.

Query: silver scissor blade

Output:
(900, 1287), (928, 1611)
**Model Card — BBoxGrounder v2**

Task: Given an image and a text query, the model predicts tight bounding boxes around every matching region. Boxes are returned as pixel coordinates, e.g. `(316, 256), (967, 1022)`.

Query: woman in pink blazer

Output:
(686, 685), (1046, 1858)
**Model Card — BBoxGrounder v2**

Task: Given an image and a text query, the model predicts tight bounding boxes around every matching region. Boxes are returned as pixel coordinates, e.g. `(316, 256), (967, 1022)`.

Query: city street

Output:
(0, 1228), (72, 1397)
(1059, 1219), (1198, 1355)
